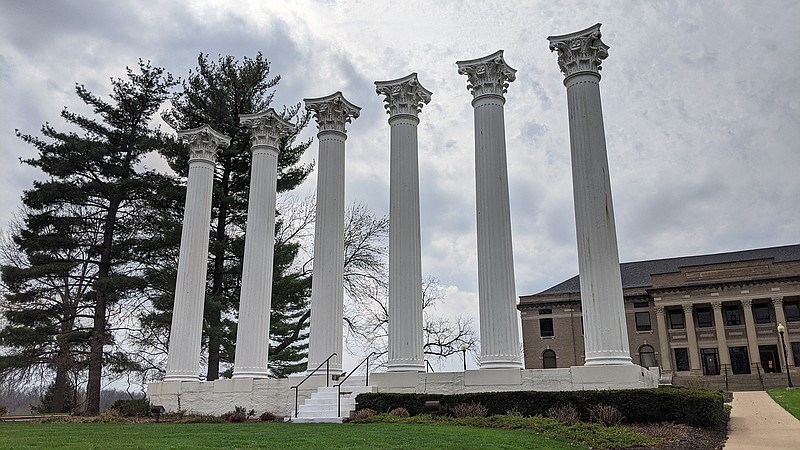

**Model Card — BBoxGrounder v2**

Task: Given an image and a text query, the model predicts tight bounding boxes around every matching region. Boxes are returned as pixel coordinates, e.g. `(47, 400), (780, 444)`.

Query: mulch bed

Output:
(628, 411), (729, 450)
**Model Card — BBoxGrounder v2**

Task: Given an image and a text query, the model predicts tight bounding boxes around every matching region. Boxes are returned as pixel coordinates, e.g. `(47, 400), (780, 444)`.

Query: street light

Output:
(460, 343), (468, 371)
(778, 323), (794, 388)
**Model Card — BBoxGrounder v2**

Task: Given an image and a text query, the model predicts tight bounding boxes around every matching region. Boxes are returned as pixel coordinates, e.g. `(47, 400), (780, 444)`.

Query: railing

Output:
(290, 352), (337, 418)
(425, 360), (435, 373)
(335, 352), (377, 417)
(754, 363), (765, 391)
(722, 364), (729, 391)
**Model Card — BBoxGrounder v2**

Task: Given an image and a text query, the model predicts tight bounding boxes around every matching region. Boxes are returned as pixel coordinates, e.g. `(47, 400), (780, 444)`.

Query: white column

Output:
(548, 24), (632, 365)
(457, 50), (522, 369)
(711, 301), (731, 366)
(654, 306), (672, 371)
(682, 304), (702, 373)
(165, 125), (230, 382)
(304, 92), (360, 375)
(233, 109), (294, 378)
(375, 73), (431, 372)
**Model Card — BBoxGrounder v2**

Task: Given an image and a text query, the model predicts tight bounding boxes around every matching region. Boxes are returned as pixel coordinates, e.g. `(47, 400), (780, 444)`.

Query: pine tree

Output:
(6, 61), (181, 414)
(158, 53), (313, 379)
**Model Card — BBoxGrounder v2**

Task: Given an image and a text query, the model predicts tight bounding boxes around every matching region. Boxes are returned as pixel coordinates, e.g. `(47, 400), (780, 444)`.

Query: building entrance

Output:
(759, 345), (781, 373)
(729, 347), (751, 374)
(700, 348), (720, 375)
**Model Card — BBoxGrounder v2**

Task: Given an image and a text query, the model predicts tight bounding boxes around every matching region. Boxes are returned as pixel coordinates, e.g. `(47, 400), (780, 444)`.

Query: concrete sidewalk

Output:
(724, 390), (800, 449)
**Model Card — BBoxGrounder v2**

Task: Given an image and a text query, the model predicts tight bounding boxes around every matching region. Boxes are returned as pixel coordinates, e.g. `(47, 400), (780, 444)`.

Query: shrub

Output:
(109, 398), (150, 417)
(352, 408), (377, 420)
(388, 407), (410, 417)
(222, 406), (248, 423)
(94, 408), (125, 423)
(450, 402), (488, 418)
(589, 404), (624, 426)
(547, 403), (580, 425)
(505, 407), (523, 417)
(174, 413), (225, 423)
(0, 405), (7, 416)
(260, 411), (279, 422)
(356, 386), (724, 428)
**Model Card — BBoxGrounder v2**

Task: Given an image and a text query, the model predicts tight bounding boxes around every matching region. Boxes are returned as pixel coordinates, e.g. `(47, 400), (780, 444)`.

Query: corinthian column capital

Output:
(177, 124), (230, 163)
(711, 301), (723, 312)
(239, 108), (294, 150)
(456, 50), (517, 99)
(375, 73), (432, 119)
(547, 23), (609, 79)
(304, 91), (361, 134)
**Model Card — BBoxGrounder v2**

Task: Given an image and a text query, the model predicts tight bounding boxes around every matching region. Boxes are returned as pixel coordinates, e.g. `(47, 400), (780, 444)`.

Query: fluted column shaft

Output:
(549, 24), (632, 365)
(740, 299), (761, 372)
(166, 125), (228, 382)
(233, 110), (293, 378)
(457, 50), (522, 369)
(711, 301), (731, 366)
(376, 74), (431, 372)
(682, 304), (701, 372)
(654, 306), (672, 371)
(773, 297), (795, 367)
(305, 92), (360, 374)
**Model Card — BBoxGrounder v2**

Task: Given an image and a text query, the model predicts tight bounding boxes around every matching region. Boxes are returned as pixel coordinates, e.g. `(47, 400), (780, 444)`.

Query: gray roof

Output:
(531, 244), (800, 296)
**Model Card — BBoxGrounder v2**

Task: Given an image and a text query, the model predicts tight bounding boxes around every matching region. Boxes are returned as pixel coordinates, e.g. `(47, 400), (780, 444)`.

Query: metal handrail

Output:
(290, 352), (336, 418)
(335, 352), (377, 417)
(754, 363), (765, 390)
(722, 364), (729, 391)
(425, 360), (435, 373)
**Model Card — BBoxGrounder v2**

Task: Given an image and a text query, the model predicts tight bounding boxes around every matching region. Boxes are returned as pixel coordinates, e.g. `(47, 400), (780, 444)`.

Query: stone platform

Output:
(147, 365), (659, 417)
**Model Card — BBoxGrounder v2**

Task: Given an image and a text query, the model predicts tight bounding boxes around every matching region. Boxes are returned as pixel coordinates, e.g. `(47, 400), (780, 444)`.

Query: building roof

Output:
(529, 244), (800, 296)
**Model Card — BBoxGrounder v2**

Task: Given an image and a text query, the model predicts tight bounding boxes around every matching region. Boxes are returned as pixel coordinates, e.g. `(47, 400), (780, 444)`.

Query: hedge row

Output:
(109, 398), (151, 417)
(355, 386), (724, 428)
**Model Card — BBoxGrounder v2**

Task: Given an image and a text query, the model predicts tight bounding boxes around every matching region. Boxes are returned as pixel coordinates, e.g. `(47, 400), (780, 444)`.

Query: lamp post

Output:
(460, 343), (468, 371)
(778, 323), (794, 388)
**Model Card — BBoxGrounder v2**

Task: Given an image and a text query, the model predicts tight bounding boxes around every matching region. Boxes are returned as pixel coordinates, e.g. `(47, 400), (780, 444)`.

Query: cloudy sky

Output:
(1, 1), (798, 367)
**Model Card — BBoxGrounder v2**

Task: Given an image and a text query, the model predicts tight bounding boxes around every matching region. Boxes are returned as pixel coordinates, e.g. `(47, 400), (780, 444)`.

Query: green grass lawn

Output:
(0, 422), (584, 449)
(768, 388), (800, 420)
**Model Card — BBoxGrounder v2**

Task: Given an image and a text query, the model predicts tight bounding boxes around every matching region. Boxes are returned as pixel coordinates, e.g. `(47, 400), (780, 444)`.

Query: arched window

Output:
(542, 349), (557, 369)
(639, 345), (657, 368)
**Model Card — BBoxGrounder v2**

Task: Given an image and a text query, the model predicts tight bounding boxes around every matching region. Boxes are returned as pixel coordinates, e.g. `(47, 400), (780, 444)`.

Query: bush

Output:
(352, 408), (377, 420)
(450, 402), (488, 418)
(174, 413), (225, 423)
(0, 405), (7, 416)
(222, 406), (248, 423)
(356, 386), (724, 428)
(260, 411), (279, 422)
(109, 398), (150, 417)
(589, 404), (624, 426)
(547, 404), (580, 425)
(388, 407), (410, 417)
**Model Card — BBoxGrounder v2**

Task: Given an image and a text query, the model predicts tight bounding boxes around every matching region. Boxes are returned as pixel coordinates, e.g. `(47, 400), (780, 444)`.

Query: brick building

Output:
(518, 244), (800, 388)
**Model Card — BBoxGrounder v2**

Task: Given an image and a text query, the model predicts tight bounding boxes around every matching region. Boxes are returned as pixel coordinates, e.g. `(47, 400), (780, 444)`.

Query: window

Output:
(542, 350), (557, 369)
(635, 312), (652, 331)
(539, 318), (554, 337)
(669, 309), (685, 329)
(633, 301), (649, 309)
(674, 348), (690, 371)
(724, 306), (741, 326)
(753, 303), (771, 324)
(792, 342), (800, 368)
(785, 301), (800, 322)
(639, 345), (656, 368)
(697, 308), (713, 328)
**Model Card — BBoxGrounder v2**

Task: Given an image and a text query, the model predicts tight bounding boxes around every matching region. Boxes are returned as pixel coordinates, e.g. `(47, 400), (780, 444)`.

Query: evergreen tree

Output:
(158, 53), (313, 379)
(6, 61), (181, 414)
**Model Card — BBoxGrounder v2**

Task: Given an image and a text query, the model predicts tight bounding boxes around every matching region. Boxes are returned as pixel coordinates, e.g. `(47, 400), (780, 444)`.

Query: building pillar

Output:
(233, 109), (294, 378)
(304, 92), (361, 375)
(740, 299), (762, 372)
(711, 301), (731, 367)
(654, 306), (672, 372)
(548, 24), (632, 365)
(682, 304), (701, 373)
(457, 50), (522, 369)
(375, 73), (431, 372)
(773, 296), (795, 367)
(165, 125), (230, 382)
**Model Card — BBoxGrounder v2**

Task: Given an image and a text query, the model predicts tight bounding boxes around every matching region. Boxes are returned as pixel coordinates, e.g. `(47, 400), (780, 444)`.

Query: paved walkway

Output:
(724, 390), (800, 449)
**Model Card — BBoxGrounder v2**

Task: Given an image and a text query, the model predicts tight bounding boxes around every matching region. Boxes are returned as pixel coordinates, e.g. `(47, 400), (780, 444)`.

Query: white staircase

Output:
(292, 376), (374, 423)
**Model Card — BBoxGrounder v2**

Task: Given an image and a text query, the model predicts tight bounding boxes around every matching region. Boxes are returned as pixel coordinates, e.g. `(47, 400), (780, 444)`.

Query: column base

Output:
(584, 353), (634, 366)
(164, 370), (199, 382)
(480, 354), (523, 370)
(387, 360), (424, 372)
(232, 368), (270, 379)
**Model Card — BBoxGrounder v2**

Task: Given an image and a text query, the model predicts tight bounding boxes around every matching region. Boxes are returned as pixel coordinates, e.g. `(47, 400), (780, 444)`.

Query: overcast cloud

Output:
(1, 1), (798, 368)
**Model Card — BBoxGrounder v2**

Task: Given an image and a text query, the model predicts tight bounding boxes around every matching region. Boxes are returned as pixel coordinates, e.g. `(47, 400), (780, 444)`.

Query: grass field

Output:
(767, 387), (800, 420)
(0, 421), (583, 449)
